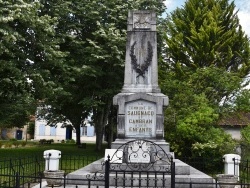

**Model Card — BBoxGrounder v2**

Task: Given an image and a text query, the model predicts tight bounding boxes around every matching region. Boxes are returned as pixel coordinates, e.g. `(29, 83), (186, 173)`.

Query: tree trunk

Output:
(107, 106), (116, 148)
(107, 123), (113, 148)
(75, 124), (81, 145)
(69, 117), (82, 145)
(95, 100), (112, 151)
(95, 111), (104, 151)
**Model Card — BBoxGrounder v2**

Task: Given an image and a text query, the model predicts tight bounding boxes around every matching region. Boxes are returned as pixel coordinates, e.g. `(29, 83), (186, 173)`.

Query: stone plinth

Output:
(216, 174), (238, 188)
(66, 158), (215, 188)
(44, 170), (65, 187)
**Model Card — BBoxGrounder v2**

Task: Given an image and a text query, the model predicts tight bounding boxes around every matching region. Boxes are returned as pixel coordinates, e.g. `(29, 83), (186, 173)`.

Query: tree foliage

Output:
(232, 89), (250, 112)
(0, 1), (64, 127)
(164, 0), (250, 76)
(160, 0), (248, 157)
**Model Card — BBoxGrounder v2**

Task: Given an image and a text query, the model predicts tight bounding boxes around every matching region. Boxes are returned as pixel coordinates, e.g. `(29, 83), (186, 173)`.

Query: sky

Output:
(164, 0), (250, 37)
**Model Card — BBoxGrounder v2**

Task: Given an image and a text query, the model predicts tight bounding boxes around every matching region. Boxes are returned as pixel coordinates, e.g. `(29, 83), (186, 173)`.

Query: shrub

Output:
(12, 141), (20, 148)
(240, 125), (250, 159)
(241, 125), (250, 145)
(5, 142), (12, 148)
(9, 138), (17, 142)
(21, 141), (27, 147)
(66, 139), (75, 144)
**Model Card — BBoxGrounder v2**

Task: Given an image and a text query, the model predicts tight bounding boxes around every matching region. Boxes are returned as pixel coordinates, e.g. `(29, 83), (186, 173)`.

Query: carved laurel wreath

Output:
(130, 41), (153, 78)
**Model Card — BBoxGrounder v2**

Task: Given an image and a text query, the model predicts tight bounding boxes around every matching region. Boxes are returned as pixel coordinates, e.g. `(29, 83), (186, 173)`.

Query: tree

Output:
(0, 1), (64, 129)
(160, 0), (249, 157)
(164, 0), (250, 76)
(162, 0), (250, 102)
(36, 0), (166, 150)
(233, 89), (250, 112)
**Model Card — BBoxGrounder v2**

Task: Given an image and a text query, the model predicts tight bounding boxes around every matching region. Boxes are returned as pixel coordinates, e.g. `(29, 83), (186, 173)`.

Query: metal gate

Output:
(89, 139), (175, 188)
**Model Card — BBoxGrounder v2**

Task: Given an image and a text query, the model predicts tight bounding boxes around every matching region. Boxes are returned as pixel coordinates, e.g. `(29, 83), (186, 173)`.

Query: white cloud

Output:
(164, 0), (173, 7)
(234, 0), (250, 37)
(237, 11), (250, 37)
(164, 0), (182, 13)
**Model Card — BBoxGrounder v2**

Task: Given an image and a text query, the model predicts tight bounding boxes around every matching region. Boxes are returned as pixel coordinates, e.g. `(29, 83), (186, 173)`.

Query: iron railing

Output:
(2, 171), (250, 188)
(177, 156), (223, 176)
(1, 156), (250, 187)
(239, 158), (250, 185)
(0, 155), (101, 187)
(1, 148), (250, 187)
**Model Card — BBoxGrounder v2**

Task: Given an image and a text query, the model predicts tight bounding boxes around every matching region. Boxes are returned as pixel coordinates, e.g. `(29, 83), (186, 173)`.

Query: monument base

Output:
(66, 158), (215, 188)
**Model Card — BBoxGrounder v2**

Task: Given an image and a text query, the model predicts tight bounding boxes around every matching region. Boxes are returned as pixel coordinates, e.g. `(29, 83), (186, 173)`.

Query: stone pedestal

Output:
(112, 92), (169, 152)
(216, 174), (238, 188)
(44, 170), (65, 187)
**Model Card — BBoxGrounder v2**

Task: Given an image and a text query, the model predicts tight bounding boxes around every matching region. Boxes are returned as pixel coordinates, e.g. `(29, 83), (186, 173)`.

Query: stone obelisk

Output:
(112, 10), (169, 152)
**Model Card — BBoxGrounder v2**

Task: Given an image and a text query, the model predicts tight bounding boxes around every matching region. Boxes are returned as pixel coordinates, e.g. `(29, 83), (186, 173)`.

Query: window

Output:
(39, 124), (45, 136)
(50, 126), (56, 136)
(87, 126), (95, 137)
(82, 126), (87, 136)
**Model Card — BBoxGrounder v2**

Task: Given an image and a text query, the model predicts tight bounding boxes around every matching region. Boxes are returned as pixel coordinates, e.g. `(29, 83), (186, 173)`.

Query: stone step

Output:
(80, 158), (190, 175)
(66, 158), (215, 188)
(66, 173), (215, 188)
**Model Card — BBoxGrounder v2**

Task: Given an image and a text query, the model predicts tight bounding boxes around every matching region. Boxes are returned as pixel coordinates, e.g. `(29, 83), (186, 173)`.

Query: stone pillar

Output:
(112, 10), (169, 152)
(122, 10), (160, 93)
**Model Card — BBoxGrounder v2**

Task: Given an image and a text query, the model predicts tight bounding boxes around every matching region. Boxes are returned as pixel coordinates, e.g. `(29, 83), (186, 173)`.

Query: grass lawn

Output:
(0, 142), (107, 159)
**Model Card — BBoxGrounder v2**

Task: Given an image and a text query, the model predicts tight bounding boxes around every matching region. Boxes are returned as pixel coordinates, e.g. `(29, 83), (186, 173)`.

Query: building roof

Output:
(218, 112), (250, 127)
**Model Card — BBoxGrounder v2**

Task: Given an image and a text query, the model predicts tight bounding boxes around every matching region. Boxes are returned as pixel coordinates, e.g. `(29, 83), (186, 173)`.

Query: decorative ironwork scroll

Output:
(130, 41), (153, 78)
(86, 139), (175, 187)
(109, 139), (172, 172)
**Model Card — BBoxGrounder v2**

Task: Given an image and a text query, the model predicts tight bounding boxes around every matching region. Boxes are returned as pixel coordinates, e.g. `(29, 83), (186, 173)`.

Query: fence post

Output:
(105, 155), (110, 188)
(171, 157), (175, 188)
(189, 182), (192, 188)
(15, 172), (20, 188)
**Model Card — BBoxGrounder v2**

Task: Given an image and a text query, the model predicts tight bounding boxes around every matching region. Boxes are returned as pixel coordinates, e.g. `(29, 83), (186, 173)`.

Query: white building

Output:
(34, 118), (96, 143)
(218, 112), (250, 140)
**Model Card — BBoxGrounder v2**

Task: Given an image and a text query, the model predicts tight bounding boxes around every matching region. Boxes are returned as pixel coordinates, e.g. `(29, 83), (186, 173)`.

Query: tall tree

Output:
(160, 0), (249, 157)
(0, 1), (63, 129)
(164, 0), (250, 76)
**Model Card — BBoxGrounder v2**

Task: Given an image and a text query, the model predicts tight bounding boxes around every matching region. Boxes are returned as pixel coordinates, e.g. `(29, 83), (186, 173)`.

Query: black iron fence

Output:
(1, 146), (250, 187)
(1, 155), (250, 188)
(178, 156), (224, 176)
(0, 155), (101, 187)
(239, 158), (250, 185)
(3, 171), (250, 188)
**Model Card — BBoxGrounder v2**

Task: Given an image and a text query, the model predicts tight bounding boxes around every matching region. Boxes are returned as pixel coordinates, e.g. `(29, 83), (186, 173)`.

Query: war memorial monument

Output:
(111, 10), (169, 152)
(67, 10), (215, 187)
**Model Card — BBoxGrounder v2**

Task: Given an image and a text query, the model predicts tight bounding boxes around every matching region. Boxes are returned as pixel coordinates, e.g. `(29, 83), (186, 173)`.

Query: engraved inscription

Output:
(125, 100), (156, 137)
